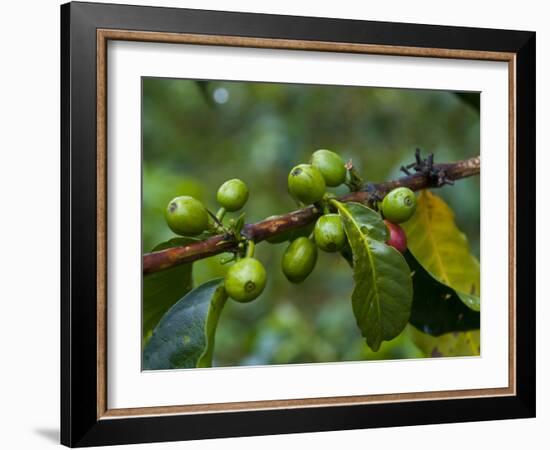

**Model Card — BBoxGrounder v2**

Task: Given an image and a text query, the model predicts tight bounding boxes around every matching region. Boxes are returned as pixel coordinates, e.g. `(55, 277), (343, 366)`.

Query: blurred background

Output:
(142, 77), (480, 367)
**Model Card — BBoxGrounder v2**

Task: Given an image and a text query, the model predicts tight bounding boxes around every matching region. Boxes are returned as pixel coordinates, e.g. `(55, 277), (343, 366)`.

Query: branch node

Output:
(364, 183), (384, 208)
(404, 148), (454, 187)
(400, 165), (412, 176)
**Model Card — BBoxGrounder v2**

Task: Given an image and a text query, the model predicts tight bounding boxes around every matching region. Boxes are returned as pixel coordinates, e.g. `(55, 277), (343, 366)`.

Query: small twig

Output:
(399, 148), (455, 187)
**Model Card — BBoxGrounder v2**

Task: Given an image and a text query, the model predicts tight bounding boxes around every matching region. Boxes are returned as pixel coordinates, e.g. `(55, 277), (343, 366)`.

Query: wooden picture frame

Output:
(61, 1), (535, 447)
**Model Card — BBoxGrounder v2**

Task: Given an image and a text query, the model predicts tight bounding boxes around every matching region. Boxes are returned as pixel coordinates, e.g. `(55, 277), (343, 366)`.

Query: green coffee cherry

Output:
(165, 195), (209, 236)
(281, 237), (318, 283)
(310, 149), (347, 187)
(314, 214), (345, 252)
(288, 164), (326, 204)
(216, 178), (249, 212)
(224, 257), (267, 303)
(381, 187), (417, 223)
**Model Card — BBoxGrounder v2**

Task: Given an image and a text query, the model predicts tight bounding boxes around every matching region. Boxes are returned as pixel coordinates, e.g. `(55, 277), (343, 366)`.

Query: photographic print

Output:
(62, 4), (535, 445)
(141, 78), (481, 370)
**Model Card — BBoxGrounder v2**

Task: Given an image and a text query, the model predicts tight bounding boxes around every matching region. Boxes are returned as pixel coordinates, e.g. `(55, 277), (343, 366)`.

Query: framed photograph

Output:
(61, 1), (535, 447)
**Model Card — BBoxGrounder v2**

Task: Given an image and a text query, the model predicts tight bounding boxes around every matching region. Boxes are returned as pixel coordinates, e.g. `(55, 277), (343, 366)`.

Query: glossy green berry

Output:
(310, 149), (347, 187)
(216, 178), (249, 212)
(288, 164), (326, 204)
(314, 214), (346, 252)
(165, 195), (209, 236)
(224, 257), (267, 303)
(281, 237), (318, 283)
(381, 187), (417, 223)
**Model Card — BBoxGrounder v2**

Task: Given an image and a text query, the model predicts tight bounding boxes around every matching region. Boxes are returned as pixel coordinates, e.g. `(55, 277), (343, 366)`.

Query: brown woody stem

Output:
(143, 155), (480, 274)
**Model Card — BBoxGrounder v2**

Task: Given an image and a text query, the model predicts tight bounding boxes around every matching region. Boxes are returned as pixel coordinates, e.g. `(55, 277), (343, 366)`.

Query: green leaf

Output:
(343, 202), (388, 242)
(405, 251), (480, 336)
(410, 326), (480, 357)
(143, 278), (228, 370)
(457, 292), (480, 312)
(402, 190), (480, 311)
(338, 202), (387, 268)
(333, 201), (413, 351)
(143, 238), (194, 346)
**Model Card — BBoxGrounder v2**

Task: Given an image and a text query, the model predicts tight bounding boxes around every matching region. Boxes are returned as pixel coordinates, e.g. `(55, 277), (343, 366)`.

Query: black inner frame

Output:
(61, 2), (536, 447)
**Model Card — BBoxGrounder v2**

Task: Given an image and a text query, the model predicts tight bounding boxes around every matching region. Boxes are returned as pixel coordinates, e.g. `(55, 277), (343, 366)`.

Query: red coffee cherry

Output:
(384, 220), (407, 253)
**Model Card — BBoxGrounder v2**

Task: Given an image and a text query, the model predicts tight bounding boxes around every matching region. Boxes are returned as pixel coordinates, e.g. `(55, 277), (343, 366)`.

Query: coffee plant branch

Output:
(143, 155), (480, 274)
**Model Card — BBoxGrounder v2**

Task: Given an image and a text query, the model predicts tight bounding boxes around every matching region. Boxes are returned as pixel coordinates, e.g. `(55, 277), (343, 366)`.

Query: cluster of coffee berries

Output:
(165, 178), (250, 236)
(163, 150), (419, 303)
(280, 150), (348, 283)
(165, 178), (267, 304)
(287, 149), (347, 205)
(282, 149), (418, 283)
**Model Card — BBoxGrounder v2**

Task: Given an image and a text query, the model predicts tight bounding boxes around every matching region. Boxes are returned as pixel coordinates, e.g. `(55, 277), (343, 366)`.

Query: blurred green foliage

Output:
(142, 78), (480, 367)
